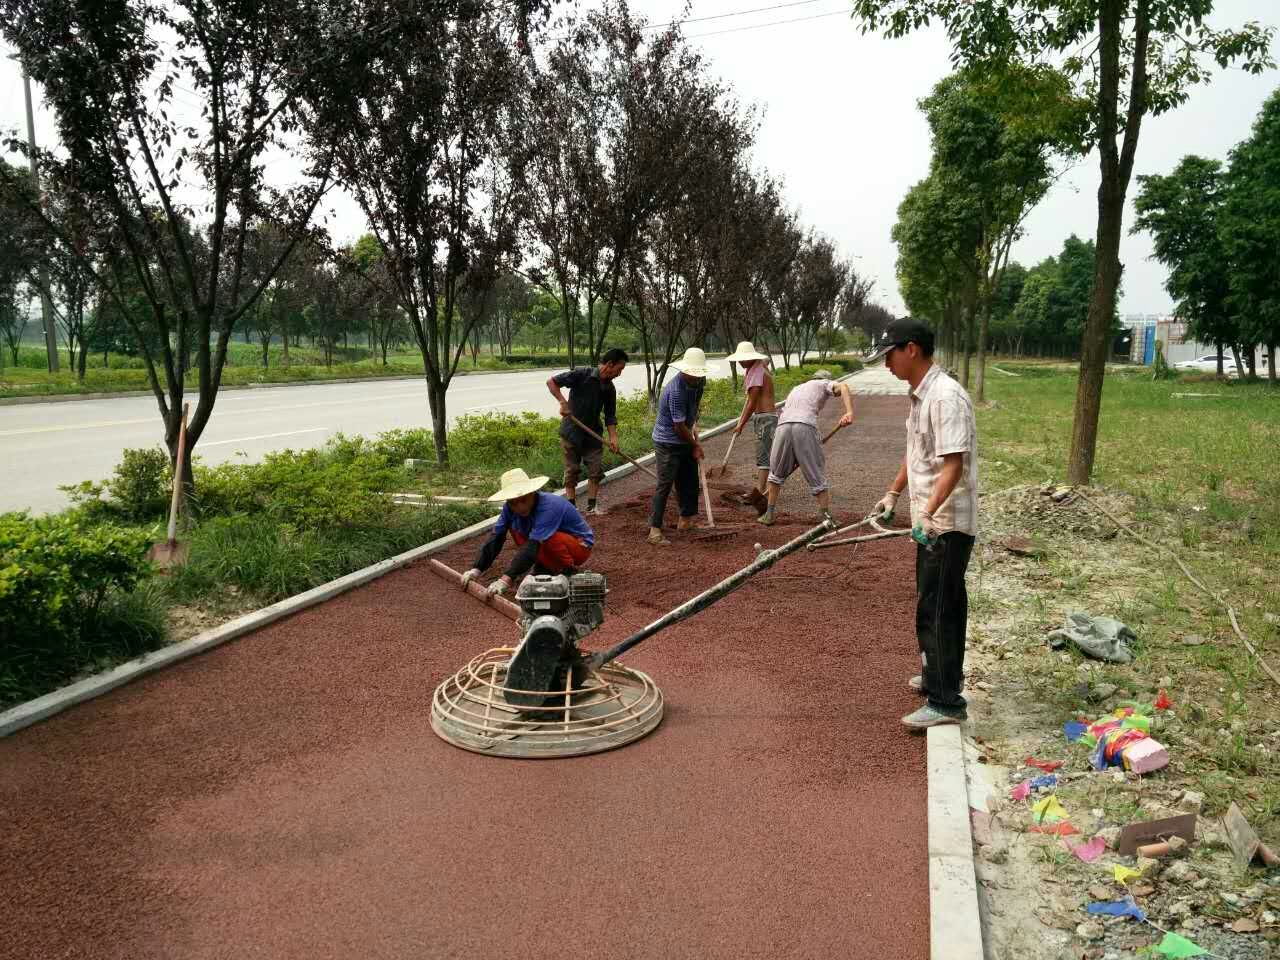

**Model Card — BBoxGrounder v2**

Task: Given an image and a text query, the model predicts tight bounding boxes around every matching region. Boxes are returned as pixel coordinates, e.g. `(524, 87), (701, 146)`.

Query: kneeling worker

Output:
(461, 468), (595, 598)
(757, 370), (853, 526)
(547, 348), (627, 515)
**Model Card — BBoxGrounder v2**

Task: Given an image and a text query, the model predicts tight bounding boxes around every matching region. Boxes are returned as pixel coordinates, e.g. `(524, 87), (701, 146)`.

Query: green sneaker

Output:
(901, 705), (965, 730)
(755, 510), (775, 526)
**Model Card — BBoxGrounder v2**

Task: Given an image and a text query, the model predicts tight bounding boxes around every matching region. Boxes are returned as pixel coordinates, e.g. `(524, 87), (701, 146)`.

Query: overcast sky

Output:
(3, 0), (1277, 317)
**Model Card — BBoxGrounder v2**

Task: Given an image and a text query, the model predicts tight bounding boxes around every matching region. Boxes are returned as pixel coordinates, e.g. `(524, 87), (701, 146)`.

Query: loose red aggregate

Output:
(1, 395), (929, 960)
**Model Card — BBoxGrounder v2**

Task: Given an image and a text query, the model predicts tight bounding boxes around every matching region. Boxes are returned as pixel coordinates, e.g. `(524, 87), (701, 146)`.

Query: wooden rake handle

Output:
(568, 415), (658, 481)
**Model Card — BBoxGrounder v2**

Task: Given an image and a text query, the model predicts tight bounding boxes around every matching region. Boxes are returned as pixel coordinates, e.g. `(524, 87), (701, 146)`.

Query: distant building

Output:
(1122, 313), (1266, 368)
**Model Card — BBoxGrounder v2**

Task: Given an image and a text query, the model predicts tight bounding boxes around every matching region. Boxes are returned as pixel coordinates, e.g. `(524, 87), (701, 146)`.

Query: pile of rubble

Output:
(983, 484), (1133, 542)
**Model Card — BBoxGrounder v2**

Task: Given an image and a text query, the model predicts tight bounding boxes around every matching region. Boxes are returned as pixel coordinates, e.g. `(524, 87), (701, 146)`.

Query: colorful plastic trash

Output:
(1155, 689), (1173, 710)
(1032, 795), (1068, 823)
(1026, 757), (1064, 772)
(1150, 931), (1206, 957)
(1113, 865), (1143, 884)
(1063, 720), (1088, 742)
(1069, 836), (1107, 862)
(1010, 780), (1032, 801)
(1086, 896), (1146, 921)
(1030, 774), (1057, 791)
(1028, 822), (1080, 836)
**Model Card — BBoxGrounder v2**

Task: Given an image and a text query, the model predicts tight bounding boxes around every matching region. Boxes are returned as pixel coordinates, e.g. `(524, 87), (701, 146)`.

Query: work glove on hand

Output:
(460, 568), (480, 591)
(487, 578), (510, 598)
(872, 490), (899, 522)
(911, 511), (941, 547)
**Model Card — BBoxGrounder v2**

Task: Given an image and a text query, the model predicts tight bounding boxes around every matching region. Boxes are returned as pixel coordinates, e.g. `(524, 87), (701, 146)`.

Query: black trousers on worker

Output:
(649, 442), (700, 528)
(916, 531), (975, 716)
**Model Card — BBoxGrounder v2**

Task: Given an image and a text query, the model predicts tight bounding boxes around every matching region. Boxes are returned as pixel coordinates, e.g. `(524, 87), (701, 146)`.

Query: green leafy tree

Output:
(303, 0), (529, 463)
(853, 0), (1273, 481)
(1132, 155), (1237, 376)
(917, 67), (1083, 400)
(0, 0), (350, 494)
(1221, 89), (1280, 381)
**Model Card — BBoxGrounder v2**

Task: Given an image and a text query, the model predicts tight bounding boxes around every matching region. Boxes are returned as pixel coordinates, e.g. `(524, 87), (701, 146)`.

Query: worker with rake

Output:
(647, 346), (718, 545)
(866, 317), (978, 730)
(460, 468), (595, 598)
(756, 370), (854, 527)
(546, 348), (628, 515)
(726, 339), (775, 511)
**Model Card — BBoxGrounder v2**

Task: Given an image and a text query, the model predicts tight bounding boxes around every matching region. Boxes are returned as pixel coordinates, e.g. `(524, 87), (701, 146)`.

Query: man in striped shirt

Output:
(868, 317), (979, 730)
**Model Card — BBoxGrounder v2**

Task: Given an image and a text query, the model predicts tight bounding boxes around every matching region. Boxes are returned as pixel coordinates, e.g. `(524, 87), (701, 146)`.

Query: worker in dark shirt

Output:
(546, 348), (628, 515)
(460, 468), (596, 597)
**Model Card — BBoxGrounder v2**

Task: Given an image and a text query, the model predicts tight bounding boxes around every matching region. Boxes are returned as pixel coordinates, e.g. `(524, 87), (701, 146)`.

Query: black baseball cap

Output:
(865, 317), (935, 363)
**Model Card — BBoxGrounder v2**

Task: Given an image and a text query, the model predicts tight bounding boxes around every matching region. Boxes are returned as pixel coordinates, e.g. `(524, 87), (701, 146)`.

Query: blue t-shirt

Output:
(493, 493), (595, 547)
(652, 374), (705, 446)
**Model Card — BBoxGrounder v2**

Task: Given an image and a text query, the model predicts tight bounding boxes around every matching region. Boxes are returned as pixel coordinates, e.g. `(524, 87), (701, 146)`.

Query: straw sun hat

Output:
(671, 346), (720, 377)
(724, 340), (769, 364)
(488, 468), (549, 502)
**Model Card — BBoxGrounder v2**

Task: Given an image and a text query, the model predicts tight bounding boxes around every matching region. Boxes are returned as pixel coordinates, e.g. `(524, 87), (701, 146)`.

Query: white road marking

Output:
(201, 427), (330, 447)
(464, 400), (527, 412)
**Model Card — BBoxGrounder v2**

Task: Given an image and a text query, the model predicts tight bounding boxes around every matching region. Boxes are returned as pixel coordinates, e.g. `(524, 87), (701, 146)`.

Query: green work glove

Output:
(911, 524), (937, 548)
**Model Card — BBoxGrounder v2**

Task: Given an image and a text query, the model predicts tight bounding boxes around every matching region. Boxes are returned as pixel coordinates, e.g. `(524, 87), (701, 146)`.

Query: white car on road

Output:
(1173, 352), (1270, 376)
(1173, 354), (1234, 375)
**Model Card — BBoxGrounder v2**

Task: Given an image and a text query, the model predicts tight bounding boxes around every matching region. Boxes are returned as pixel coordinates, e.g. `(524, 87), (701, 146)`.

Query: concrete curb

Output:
(926, 724), (985, 960)
(0, 412), (742, 738)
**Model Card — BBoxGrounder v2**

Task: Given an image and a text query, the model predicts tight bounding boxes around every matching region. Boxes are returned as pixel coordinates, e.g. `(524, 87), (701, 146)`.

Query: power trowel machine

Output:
(434, 517), (839, 711)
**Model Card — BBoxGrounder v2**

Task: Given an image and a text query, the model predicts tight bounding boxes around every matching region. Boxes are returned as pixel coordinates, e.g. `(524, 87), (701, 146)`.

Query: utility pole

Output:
(10, 53), (59, 372)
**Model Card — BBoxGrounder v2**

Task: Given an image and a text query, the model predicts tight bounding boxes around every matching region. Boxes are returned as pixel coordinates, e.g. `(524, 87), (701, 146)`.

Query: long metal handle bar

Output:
(807, 528), (912, 551)
(584, 518), (836, 671)
(821, 510), (892, 542)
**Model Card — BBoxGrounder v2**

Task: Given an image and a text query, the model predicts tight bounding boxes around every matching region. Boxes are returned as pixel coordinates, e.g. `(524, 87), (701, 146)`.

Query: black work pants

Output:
(915, 531), (975, 715)
(649, 442), (700, 528)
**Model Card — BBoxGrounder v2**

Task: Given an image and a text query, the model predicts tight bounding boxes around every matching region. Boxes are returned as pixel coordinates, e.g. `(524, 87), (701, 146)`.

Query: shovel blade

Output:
(146, 540), (190, 571)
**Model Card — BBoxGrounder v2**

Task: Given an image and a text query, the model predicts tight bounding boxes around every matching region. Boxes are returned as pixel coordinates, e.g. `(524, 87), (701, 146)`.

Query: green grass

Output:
(977, 360), (1280, 832)
(0, 343), (585, 399)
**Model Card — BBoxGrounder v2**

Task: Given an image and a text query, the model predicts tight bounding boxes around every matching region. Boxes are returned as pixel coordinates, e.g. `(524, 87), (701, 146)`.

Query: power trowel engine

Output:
(506, 572), (607, 707)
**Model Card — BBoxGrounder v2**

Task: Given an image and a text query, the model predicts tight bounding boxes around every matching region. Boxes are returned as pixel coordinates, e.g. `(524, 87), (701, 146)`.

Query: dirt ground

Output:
(1, 393), (932, 960)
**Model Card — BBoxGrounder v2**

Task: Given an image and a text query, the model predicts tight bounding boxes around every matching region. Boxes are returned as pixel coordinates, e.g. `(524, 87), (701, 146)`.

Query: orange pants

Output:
(511, 530), (593, 573)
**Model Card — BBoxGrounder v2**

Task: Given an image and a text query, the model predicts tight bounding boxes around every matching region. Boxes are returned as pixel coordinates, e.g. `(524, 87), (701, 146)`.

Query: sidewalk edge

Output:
(927, 724), (985, 960)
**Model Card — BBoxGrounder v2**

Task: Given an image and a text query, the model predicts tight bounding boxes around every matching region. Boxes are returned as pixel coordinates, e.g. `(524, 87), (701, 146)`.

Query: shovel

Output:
(713, 429), (739, 478)
(147, 403), (191, 569)
(568, 415), (658, 481)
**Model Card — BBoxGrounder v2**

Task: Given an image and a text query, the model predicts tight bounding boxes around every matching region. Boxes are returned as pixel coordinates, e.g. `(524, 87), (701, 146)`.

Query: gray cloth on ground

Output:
(1046, 611), (1136, 664)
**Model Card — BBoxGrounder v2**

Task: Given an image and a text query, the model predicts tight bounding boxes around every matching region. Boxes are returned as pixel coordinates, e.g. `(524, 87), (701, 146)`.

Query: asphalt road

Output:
(1, 360), (787, 515)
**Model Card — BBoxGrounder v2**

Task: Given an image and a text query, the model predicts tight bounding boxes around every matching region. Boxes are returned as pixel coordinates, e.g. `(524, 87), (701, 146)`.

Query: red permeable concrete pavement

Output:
(1, 394), (928, 960)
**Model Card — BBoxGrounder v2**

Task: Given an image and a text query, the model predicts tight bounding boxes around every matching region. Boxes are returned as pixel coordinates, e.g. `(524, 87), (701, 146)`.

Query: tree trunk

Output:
(1216, 341), (1224, 377)
(426, 376), (449, 464)
(77, 345), (87, 381)
(1067, 0), (1148, 485)
(975, 298), (991, 403)
(1246, 347), (1256, 378)
(1229, 344), (1245, 378)
(1268, 344), (1276, 382)
(1066, 187), (1124, 485)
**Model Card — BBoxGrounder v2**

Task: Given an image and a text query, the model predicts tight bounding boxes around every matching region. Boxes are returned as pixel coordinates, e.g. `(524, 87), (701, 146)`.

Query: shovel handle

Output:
(568, 415), (658, 481)
(716, 430), (739, 476)
(822, 421), (847, 445)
